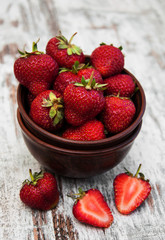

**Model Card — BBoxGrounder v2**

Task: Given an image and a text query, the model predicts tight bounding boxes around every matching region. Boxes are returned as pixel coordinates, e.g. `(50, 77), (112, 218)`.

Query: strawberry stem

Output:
(86, 71), (94, 90)
(68, 32), (77, 45)
(67, 188), (86, 201)
(29, 169), (34, 182)
(32, 39), (40, 52)
(134, 164), (142, 177)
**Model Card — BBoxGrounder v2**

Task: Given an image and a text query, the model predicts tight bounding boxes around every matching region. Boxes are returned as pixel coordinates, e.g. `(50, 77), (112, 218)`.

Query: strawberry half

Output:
(114, 164), (151, 215)
(68, 188), (113, 228)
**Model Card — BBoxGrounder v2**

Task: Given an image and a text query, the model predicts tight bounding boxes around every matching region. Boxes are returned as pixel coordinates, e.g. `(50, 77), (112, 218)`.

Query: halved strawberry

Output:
(113, 164), (151, 215)
(68, 188), (113, 228)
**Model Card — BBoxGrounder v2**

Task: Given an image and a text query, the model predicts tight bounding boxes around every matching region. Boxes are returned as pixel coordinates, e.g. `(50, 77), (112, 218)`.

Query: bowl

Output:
(17, 68), (146, 150)
(17, 110), (142, 178)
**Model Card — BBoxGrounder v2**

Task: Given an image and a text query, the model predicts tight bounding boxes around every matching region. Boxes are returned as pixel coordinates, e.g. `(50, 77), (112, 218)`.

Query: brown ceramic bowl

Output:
(17, 68), (146, 150)
(17, 110), (142, 178)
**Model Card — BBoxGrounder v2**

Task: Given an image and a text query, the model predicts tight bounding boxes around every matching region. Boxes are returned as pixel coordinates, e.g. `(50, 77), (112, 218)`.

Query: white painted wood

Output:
(0, 0), (165, 239)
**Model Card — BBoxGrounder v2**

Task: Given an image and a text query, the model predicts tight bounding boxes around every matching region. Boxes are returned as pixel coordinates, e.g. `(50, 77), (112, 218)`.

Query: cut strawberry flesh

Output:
(73, 189), (113, 228)
(114, 173), (151, 214)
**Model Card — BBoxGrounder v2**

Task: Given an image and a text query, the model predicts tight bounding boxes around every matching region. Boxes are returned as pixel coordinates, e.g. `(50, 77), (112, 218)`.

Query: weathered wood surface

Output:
(0, 0), (165, 239)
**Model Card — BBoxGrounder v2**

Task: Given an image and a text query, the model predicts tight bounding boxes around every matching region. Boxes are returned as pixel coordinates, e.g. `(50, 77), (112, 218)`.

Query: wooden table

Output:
(1, 0), (165, 239)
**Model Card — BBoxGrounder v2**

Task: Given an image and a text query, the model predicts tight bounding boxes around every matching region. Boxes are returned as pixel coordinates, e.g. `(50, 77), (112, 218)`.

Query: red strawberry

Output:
(68, 188), (113, 228)
(20, 169), (59, 210)
(30, 90), (64, 132)
(27, 92), (36, 107)
(53, 71), (81, 95)
(14, 40), (59, 96)
(53, 61), (104, 95)
(114, 164), (151, 214)
(77, 67), (103, 84)
(102, 96), (136, 134)
(91, 43), (124, 78)
(62, 119), (106, 141)
(104, 74), (136, 97)
(53, 61), (83, 95)
(46, 32), (85, 68)
(63, 73), (106, 126)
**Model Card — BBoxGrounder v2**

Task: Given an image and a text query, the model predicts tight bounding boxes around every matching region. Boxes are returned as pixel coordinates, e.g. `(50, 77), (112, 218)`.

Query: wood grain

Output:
(0, 0), (165, 239)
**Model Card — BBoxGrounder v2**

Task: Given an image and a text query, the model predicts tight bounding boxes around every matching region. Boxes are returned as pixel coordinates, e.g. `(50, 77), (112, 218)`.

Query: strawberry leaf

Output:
(100, 42), (106, 46)
(138, 172), (145, 180)
(53, 111), (63, 126)
(42, 98), (53, 107)
(81, 76), (86, 85)
(49, 107), (57, 119)
(67, 47), (73, 55)
(49, 92), (57, 102)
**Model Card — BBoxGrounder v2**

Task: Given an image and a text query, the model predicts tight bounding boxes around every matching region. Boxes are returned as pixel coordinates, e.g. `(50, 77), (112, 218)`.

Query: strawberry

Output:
(46, 32), (85, 68)
(104, 74), (136, 97)
(27, 92), (36, 107)
(63, 73), (106, 126)
(30, 90), (64, 132)
(91, 43), (124, 78)
(102, 96), (136, 134)
(53, 71), (81, 95)
(14, 40), (59, 96)
(53, 61), (82, 95)
(53, 61), (103, 95)
(77, 67), (103, 84)
(62, 119), (106, 141)
(113, 164), (151, 214)
(68, 188), (113, 228)
(20, 169), (59, 211)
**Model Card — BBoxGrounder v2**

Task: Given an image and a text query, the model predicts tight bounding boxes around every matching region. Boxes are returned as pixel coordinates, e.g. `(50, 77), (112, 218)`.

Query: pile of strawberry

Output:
(20, 164), (151, 228)
(14, 32), (137, 141)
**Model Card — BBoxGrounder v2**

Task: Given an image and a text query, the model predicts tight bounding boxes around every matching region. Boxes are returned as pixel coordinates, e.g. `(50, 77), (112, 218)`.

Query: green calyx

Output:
(67, 187), (86, 202)
(18, 39), (44, 58)
(74, 71), (107, 91)
(100, 42), (107, 46)
(23, 169), (44, 186)
(99, 42), (123, 51)
(56, 32), (82, 56)
(59, 61), (90, 74)
(109, 92), (130, 100)
(42, 92), (64, 126)
(124, 164), (149, 182)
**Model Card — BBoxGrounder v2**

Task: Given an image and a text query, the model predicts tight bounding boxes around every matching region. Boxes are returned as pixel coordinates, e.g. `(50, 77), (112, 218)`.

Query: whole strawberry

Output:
(77, 67), (103, 84)
(114, 164), (151, 214)
(62, 119), (106, 141)
(46, 32), (85, 68)
(14, 40), (59, 96)
(20, 169), (59, 210)
(102, 96), (136, 134)
(27, 92), (36, 107)
(104, 74), (135, 97)
(53, 61), (104, 95)
(53, 61), (82, 95)
(91, 43), (124, 78)
(30, 90), (64, 132)
(53, 71), (81, 95)
(63, 73), (106, 126)
(68, 188), (113, 228)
